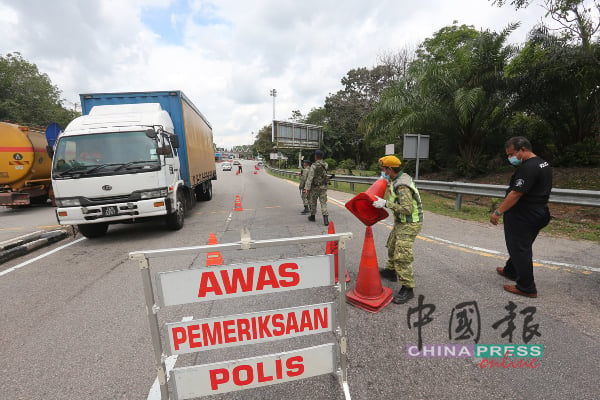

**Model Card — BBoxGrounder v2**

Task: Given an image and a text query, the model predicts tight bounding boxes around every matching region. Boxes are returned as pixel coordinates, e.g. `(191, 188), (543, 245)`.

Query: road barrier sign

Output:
(172, 344), (336, 399)
(155, 255), (334, 306)
(166, 302), (334, 355)
(130, 231), (353, 400)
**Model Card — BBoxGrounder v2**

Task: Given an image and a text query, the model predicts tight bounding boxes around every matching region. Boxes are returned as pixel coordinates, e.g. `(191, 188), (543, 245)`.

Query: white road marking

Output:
(0, 237), (86, 277)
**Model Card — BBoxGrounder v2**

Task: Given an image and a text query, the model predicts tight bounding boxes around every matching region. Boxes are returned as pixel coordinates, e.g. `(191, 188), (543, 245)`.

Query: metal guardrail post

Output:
(455, 194), (463, 211)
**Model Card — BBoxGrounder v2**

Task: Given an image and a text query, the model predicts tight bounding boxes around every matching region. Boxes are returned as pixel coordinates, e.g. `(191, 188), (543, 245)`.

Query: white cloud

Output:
(0, 0), (555, 148)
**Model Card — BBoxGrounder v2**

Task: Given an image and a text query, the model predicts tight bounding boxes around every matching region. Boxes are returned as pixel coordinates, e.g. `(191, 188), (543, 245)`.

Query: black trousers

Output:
(502, 205), (551, 293)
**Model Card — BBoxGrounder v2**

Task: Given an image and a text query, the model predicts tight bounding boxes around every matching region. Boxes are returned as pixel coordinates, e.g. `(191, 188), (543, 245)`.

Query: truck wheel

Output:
(78, 223), (109, 238)
(166, 192), (185, 230)
(196, 181), (212, 201)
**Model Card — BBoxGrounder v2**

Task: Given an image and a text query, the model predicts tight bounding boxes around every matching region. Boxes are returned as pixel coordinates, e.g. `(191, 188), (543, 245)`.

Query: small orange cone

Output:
(326, 221), (350, 283)
(206, 232), (224, 266)
(346, 226), (393, 312)
(234, 195), (243, 211)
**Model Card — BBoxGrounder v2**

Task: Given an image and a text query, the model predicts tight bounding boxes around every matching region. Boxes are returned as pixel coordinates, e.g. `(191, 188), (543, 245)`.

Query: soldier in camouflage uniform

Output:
(373, 155), (423, 304)
(304, 149), (329, 226)
(299, 159), (311, 214)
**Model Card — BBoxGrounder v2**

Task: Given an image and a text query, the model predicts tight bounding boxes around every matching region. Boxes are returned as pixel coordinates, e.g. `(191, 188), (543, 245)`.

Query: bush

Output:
(369, 161), (380, 173)
(338, 159), (356, 175)
(324, 158), (337, 169)
(554, 137), (600, 167)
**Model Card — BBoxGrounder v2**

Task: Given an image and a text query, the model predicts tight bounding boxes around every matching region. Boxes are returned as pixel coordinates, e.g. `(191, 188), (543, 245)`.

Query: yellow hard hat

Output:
(378, 155), (401, 167)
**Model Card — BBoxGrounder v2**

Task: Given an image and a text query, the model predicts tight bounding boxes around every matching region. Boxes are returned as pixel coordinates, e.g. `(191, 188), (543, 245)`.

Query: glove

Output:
(373, 196), (386, 209)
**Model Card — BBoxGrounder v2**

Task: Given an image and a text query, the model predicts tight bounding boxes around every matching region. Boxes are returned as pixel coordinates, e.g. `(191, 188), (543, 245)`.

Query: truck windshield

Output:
(52, 131), (160, 176)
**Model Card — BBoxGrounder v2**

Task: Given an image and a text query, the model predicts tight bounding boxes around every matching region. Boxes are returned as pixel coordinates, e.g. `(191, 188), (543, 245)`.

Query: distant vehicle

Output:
(52, 90), (216, 238)
(222, 162), (232, 171)
(233, 160), (240, 165)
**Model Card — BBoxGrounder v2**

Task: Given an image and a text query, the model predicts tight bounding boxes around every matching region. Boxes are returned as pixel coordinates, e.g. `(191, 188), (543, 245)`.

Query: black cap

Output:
(315, 149), (324, 158)
(303, 159), (311, 165)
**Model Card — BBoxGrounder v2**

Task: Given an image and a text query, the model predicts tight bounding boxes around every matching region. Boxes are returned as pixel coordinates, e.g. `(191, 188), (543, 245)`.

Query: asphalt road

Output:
(0, 201), (62, 243)
(1, 159), (599, 400)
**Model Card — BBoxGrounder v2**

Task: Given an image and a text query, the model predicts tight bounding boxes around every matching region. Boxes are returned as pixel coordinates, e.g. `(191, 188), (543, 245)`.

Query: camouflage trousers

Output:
(300, 189), (309, 206)
(385, 222), (422, 288)
(308, 187), (328, 216)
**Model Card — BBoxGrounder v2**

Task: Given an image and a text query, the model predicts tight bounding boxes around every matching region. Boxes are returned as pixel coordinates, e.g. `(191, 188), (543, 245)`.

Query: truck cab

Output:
(52, 103), (185, 237)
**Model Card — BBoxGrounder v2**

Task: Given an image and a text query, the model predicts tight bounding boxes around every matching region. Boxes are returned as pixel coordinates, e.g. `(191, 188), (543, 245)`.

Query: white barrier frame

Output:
(130, 232), (352, 400)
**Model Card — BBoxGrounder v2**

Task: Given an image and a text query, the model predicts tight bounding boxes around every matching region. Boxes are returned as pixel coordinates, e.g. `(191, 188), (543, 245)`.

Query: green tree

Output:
(252, 124), (275, 161)
(491, 1), (599, 60)
(0, 52), (78, 128)
(505, 27), (600, 155)
(364, 24), (519, 176)
(323, 65), (396, 166)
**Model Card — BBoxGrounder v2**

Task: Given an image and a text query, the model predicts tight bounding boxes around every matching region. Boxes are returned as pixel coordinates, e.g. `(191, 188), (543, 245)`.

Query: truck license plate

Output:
(102, 206), (118, 217)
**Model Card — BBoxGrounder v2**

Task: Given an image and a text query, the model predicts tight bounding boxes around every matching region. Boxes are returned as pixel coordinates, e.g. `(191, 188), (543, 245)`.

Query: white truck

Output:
(51, 90), (216, 238)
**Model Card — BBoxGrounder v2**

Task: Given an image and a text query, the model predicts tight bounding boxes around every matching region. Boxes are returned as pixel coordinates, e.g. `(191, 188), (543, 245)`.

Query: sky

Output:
(0, 0), (556, 149)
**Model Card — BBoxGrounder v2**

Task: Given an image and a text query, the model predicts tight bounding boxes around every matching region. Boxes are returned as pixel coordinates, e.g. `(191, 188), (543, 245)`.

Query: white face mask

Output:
(381, 171), (390, 179)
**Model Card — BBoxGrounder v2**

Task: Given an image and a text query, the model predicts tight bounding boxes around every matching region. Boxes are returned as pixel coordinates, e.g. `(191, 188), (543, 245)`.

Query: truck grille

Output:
(87, 195), (131, 204)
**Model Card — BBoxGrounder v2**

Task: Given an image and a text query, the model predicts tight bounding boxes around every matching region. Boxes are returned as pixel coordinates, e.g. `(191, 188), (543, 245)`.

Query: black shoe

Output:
(300, 206), (310, 214)
(308, 215), (316, 222)
(323, 215), (329, 226)
(379, 268), (398, 282)
(392, 286), (414, 304)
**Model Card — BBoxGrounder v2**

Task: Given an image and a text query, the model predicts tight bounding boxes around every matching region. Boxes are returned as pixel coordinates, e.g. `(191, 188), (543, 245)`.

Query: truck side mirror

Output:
(169, 134), (180, 149)
(145, 128), (157, 139)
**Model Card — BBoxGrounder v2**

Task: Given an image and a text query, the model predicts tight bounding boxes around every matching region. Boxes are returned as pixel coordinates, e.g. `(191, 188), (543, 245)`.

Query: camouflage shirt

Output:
(305, 159), (329, 189)
(299, 167), (310, 189)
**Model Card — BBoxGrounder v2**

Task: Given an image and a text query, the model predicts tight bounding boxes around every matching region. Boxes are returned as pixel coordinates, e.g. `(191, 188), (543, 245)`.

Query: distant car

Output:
(233, 160), (240, 165)
(222, 162), (232, 171)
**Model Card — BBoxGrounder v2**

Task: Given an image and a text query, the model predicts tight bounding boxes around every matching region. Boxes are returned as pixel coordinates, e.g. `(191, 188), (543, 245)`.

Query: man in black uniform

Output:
(490, 137), (552, 298)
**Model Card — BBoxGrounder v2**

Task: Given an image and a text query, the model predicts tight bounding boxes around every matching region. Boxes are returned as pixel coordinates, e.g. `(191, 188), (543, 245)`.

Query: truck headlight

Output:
(139, 188), (168, 199)
(57, 198), (81, 207)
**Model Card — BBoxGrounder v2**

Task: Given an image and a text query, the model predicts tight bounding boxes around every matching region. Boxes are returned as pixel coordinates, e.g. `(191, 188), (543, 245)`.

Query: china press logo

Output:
(405, 296), (543, 369)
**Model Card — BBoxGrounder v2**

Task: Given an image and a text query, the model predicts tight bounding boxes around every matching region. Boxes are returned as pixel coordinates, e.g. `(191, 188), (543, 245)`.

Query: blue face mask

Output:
(381, 171), (390, 179)
(508, 156), (522, 166)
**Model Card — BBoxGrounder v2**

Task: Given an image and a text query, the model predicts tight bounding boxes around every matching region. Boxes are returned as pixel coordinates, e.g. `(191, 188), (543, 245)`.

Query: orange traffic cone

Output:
(344, 178), (389, 226)
(326, 221), (350, 283)
(346, 226), (393, 312)
(234, 195), (243, 211)
(206, 232), (224, 266)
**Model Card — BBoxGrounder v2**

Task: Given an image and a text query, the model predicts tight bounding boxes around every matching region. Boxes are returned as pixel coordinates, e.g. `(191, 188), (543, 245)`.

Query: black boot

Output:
(323, 215), (329, 226)
(392, 286), (414, 304)
(379, 268), (398, 282)
(308, 214), (316, 222)
(300, 206), (310, 214)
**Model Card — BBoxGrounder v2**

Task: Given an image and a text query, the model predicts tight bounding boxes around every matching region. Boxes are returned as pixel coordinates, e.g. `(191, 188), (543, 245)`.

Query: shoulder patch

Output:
(515, 178), (525, 187)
